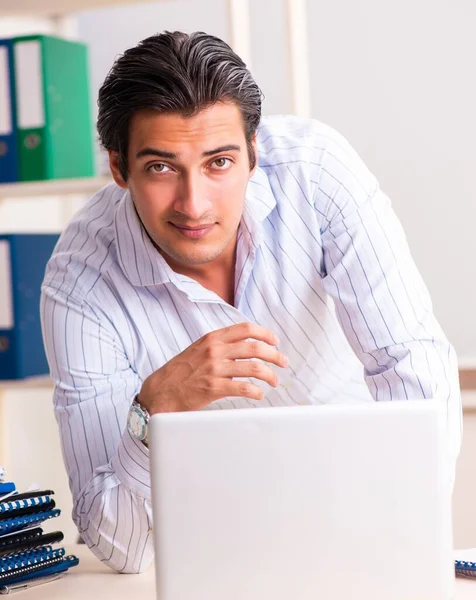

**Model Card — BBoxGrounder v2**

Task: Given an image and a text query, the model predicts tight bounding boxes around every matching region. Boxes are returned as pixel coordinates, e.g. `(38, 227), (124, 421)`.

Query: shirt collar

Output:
(244, 165), (277, 223)
(114, 166), (276, 289)
(114, 188), (175, 287)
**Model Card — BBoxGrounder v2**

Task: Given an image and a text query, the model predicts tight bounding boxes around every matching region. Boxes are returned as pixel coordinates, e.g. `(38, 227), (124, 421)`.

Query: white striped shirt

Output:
(40, 115), (461, 573)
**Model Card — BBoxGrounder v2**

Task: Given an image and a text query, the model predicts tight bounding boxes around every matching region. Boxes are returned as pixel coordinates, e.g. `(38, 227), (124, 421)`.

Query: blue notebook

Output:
(0, 554), (79, 588)
(0, 546), (80, 587)
(0, 509), (60, 536)
(0, 545), (64, 571)
(0, 494), (52, 514)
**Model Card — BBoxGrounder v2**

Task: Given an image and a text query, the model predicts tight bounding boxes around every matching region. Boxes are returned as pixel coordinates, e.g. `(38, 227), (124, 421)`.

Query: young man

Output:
(40, 31), (461, 573)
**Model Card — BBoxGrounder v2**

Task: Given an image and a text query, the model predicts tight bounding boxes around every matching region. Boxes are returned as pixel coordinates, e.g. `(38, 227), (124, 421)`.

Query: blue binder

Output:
(0, 234), (59, 380)
(0, 38), (19, 183)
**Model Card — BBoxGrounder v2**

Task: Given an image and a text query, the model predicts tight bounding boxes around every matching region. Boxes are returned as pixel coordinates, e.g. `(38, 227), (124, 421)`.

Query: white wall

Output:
(306, 0), (476, 362)
(248, 0), (292, 115)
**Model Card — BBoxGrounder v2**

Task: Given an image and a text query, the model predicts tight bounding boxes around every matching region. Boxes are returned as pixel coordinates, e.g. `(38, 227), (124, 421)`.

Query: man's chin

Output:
(159, 243), (225, 268)
(176, 254), (221, 266)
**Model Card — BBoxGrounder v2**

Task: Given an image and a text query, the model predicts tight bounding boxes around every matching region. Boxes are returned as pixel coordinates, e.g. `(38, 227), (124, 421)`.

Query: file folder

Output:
(0, 38), (19, 183)
(0, 234), (59, 380)
(12, 35), (95, 181)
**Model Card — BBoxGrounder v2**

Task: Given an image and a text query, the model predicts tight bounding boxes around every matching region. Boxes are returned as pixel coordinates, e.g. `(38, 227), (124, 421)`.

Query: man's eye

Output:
(212, 158), (232, 169)
(149, 163), (170, 173)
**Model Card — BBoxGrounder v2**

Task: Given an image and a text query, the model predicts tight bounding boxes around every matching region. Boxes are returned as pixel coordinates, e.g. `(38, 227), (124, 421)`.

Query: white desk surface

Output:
(10, 544), (476, 599)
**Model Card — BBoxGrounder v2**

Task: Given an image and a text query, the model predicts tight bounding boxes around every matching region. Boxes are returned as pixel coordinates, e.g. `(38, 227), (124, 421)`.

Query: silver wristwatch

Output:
(127, 395), (150, 446)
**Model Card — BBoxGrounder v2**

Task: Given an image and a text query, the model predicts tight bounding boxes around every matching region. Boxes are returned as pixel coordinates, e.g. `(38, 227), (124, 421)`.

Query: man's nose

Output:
(173, 172), (211, 221)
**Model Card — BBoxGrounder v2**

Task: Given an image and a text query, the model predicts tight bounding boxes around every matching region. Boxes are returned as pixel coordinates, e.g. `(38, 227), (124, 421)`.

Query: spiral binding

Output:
(0, 547), (65, 580)
(0, 546), (64, 571)
(455, 560), (476, 573)
(0, 556), (65, 583)
(0, 528), (42, 549)
(0, 509), (60, 535)
(0, 495), (51, 514)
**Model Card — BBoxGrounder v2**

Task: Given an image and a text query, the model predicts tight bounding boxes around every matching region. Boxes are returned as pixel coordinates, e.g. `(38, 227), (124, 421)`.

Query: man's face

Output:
(111, 102), (257, 271)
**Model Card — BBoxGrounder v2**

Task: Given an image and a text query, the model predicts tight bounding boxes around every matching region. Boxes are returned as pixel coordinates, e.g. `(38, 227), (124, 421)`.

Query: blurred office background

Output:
(0, 0), (475, 546)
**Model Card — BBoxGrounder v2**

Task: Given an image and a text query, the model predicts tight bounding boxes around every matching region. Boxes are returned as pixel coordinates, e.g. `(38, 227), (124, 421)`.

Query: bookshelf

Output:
(0, 176), (112, 199)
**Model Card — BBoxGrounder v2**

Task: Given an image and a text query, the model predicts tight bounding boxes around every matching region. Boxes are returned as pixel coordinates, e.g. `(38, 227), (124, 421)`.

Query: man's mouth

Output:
(170, 223), (215, 239)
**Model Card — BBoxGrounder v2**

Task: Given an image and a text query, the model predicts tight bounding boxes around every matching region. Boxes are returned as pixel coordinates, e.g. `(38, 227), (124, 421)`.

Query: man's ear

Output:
(249, 133), (259, 179)
(108, 151), (128, 189)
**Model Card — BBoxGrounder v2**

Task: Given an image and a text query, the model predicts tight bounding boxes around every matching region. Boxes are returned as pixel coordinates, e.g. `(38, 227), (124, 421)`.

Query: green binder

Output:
(12, 35), (95, 181)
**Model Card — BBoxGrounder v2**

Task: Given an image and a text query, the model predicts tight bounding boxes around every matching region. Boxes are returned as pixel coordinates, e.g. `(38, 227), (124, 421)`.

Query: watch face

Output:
(128, 405), (146, 441)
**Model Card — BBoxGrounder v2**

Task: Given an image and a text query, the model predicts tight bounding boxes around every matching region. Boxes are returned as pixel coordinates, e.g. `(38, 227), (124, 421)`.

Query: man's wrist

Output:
(136, 394), (150, 448)
(127, 394), (150, 444)
(139, 382), (179, 415)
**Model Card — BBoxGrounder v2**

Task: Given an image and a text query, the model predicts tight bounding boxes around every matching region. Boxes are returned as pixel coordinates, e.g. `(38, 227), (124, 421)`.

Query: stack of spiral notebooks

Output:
(0, 468), (79, 593)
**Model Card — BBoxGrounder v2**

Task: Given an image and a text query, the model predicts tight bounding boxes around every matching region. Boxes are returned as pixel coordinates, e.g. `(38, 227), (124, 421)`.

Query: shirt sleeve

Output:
(40, 285), (153, 573)
(311, 125), (462, 469)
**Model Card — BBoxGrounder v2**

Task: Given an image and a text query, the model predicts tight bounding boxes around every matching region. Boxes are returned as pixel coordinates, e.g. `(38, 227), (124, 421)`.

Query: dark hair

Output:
(97, 31), (263, 181)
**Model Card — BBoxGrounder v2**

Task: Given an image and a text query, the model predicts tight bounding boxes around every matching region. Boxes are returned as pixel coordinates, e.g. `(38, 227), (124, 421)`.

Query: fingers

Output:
(217, 379), (267, 401)
(212, 322), (280, 347)
(221, 360), (280, 388)
(227, 340), (288, 368)
(185, 322), (286, 408)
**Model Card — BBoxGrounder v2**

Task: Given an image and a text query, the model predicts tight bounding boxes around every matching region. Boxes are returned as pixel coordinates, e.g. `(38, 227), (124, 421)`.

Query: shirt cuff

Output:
(111, 427), (151, 500)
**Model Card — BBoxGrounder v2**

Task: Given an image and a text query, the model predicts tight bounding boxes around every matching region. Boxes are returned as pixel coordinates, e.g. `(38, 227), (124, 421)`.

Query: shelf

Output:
(0, 176), (112, 199)
(0, 376), (53, 390)
(1, 0), (159, 17)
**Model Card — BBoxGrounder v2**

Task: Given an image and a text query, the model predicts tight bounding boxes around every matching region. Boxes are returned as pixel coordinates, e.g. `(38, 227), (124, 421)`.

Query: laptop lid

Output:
(149, 401), (454, 600)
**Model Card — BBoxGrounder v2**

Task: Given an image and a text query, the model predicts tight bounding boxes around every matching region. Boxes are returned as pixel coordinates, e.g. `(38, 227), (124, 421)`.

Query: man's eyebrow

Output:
(135, 144), (241, 160)
(136, 148), (177, 160)
(202, 144), (241, 157)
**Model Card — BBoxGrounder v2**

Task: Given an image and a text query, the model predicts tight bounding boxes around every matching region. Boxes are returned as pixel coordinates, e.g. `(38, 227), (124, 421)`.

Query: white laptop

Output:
(149, 400), (454, 600)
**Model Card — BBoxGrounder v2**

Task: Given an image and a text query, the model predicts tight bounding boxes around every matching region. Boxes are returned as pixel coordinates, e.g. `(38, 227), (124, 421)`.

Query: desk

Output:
(13, 544), (476, 599)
